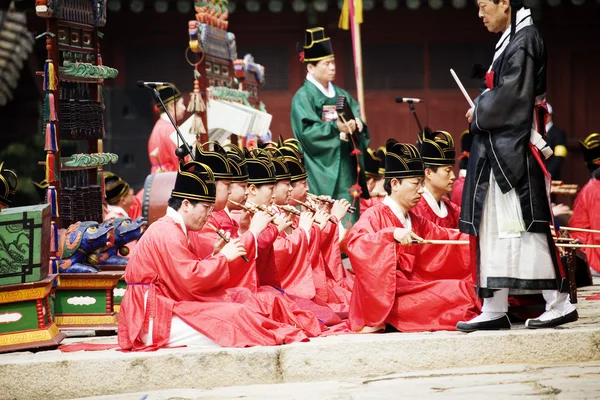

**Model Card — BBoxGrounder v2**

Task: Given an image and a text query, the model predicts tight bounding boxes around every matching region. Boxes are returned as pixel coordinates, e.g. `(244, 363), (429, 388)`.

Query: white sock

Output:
(541, 290), (575, 316)
(467, 312), (506, 324)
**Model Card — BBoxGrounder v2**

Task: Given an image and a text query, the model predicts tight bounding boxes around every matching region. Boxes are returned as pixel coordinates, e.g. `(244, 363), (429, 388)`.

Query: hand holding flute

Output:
(307, 193), (356, 214)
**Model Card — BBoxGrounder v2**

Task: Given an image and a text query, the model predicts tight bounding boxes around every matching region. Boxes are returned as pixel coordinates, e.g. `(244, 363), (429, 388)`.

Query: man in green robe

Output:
(290, 27), (370, 228)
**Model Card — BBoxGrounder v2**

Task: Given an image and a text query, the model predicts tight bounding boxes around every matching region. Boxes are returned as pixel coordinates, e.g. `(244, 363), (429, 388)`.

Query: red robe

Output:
(188, 210), (323, 336)
(412, 196), (461, 229)
(118, 215), (309, 350)
(147, 118), (179, 173)
(360, 196), (383, 213)
(128, 191), (143, 220)
(451, 176), (465, 206)
(569, 179), (600, 274)
(346, 203), (480, 332)
(237, 211), (342, 326)
(316, 219), (354, 312)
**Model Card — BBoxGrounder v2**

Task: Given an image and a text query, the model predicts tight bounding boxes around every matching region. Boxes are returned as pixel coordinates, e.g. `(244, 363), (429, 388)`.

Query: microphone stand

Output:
(406, 100), (424, 134)
(150, 86), (196, 162)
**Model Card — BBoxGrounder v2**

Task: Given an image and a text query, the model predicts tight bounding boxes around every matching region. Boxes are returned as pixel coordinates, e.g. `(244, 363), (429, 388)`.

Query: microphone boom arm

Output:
(150, 86), (196, 162)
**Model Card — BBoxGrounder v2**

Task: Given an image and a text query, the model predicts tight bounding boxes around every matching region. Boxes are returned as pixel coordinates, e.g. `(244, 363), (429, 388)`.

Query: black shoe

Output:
(456, 314), (512, 333)
(525, 309), (579, 329)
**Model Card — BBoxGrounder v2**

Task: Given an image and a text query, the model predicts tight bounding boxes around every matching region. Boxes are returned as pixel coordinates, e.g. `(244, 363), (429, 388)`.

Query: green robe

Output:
(291, 80), (370, 226)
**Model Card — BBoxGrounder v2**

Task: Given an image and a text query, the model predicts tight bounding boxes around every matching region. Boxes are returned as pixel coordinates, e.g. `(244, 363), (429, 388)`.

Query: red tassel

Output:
(46, 153), (56, 183)
(44, 123), (57, 152)
(48, 93), (57, 121)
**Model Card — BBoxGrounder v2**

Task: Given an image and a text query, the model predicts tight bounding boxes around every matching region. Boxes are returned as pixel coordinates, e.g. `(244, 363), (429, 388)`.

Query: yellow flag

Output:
(338, 0), (363, 31)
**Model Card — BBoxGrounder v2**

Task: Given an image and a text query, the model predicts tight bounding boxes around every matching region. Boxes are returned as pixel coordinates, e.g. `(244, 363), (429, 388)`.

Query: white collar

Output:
(306, 72), (335, 98)
(166, 206), (187, 237)
(160, 113), (170, 122)
(459, 169), (467, 178)
(382, 195), (411, 231)
(106, 204), (128, 218)
(422, 186), (448, 218)
(492, 8), (533, 65)
(545, 120), (554, 133)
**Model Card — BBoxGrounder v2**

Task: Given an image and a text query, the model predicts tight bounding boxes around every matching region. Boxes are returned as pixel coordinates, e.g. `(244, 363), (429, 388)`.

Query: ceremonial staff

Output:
(339, 0), (366, 122)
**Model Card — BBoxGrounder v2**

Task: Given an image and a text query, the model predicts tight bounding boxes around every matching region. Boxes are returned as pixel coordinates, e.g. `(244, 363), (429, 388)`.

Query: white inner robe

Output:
(478, 174), (556, 288)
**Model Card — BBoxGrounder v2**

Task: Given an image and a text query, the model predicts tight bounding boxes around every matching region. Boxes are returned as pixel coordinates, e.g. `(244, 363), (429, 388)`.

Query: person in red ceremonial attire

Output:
(147, 85), (186, 174)
(274, 145), (354, 314)
(345, 140), (480, 333)
(569, 133), (600, 276)
(250, 149), (316, 297)
(118, 160), (310, 350)
(413, 131), (460, 228)
(0, 162), (18, 210)
(451, 130), (472, 206)
(360, 148), (386, 213)
(186, 144), (323, 336)
(458, 0), (576, 332)
(243, 150), (342, 326)
(103, 172), (134, 220)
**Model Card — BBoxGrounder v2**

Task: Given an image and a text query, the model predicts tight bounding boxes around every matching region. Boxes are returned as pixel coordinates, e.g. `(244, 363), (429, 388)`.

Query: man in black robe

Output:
(457, 0), (577, 332)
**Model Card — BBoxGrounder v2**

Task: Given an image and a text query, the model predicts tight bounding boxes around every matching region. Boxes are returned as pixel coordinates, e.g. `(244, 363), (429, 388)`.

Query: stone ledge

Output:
(0, 325), (599, 400)
(1, 282), (599, 400)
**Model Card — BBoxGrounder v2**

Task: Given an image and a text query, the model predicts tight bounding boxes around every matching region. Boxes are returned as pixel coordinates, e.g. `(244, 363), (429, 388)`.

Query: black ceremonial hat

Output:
(376, 146), (386, 176)
(247, 149), (277, 186)
(156, 84), (182, 109)
(580, 133), (600, 169)
(460, 129), (473, 154)
(364, 148), (383, 179)
(104, 171), (131, 205)
(171, 161), (216, 203)
(418, 130), (456, 166)
(303, 27), (334, 63)
(0, 162), (17, 207)
(223, 144), (249, 182)
(279, 145), (307, 183)
(33, 179), (49, 203)
(265, 148), (292, 181)
(194, 141), (233, 180)
(385, 139), (424, 179)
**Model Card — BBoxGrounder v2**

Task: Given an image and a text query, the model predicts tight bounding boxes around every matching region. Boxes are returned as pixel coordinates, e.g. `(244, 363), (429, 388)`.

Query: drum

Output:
(141, 172), (176, 225)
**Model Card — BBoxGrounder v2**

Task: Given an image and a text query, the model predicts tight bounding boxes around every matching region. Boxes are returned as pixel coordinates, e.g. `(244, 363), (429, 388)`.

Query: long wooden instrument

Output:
(557, 226), (600, 234)
(227, 199), (286, 230)
(206, 223), (249, 262)
(291, 198), (337, 225)
(306, 193), (356, 214)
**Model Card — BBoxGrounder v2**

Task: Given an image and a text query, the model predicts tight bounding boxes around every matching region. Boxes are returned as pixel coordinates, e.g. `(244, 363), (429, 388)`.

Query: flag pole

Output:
(349, 0), (366, 122)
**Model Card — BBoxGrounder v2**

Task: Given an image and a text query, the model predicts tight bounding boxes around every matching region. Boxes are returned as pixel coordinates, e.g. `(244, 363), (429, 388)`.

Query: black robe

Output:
(459, 23), (567, 295)
(459, 24), (550, 236)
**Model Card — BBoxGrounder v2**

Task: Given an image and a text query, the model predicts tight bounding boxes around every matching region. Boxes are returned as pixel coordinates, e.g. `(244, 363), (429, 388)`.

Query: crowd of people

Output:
(90, 0), (600, 350)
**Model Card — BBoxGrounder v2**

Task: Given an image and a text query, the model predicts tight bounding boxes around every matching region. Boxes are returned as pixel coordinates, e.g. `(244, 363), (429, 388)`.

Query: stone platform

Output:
(1, 282), (599, 400)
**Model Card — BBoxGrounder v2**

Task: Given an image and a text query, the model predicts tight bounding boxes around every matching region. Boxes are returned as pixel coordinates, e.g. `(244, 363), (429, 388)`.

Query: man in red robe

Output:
(147, 85), (186, 174)
(118, 160), (310, 350)
(186, 144), (323, 336)
(569, 133), (600, 276)
(360, 147), (386, 213)
(413, 130), (460, 228)
(345, 139), (480, 333)
(103, 172), (134, 220)
(451, 130), (472, 206)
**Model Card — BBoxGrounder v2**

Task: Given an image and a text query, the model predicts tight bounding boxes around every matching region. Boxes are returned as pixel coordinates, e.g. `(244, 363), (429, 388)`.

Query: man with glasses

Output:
(345, 140), (480, 334)
(118, 161), (311, 351)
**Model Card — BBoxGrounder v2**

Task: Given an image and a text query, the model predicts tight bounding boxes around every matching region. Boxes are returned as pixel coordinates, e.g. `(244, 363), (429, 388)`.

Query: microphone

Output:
(395, 97), (425, 103)
(137, 80), (170, 89)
